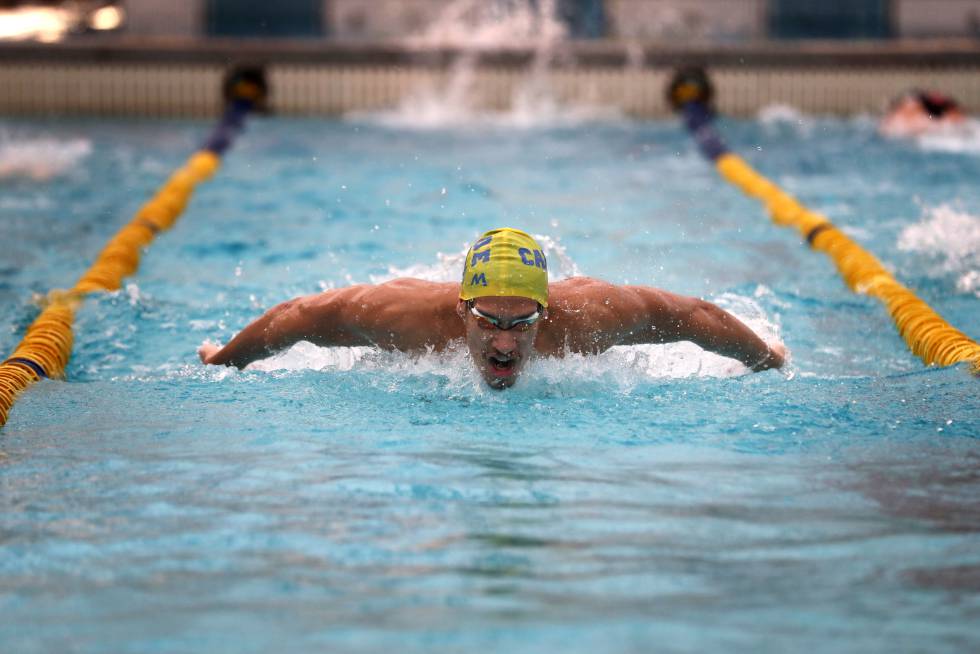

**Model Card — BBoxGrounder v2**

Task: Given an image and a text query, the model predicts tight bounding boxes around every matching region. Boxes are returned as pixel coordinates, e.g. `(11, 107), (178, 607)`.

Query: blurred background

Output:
(3, 0), (980, 42)
(0, 1), (979, 116)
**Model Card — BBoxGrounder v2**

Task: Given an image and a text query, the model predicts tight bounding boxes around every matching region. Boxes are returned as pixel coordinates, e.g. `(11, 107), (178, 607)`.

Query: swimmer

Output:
(879, 89), (966, 137)
(199, 228), (786, 388)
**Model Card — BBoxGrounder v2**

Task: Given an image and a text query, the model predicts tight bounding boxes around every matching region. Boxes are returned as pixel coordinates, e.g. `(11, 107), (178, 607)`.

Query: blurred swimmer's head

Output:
(880, 89), (966, 137)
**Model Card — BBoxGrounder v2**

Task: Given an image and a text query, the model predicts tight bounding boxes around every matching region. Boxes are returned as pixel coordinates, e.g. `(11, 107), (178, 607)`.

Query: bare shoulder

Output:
(298, 278), (457, 309)
(327, 279), (462, 351)
(547, 277), (655, 313)
(537, 277), (697, 354)
(354, 278), (458, 304)
(550, 276), (629, 301)
(538, 277), (647, 353)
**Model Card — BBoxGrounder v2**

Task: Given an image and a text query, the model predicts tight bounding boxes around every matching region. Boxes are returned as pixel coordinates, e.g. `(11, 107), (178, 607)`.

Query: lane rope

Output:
(667, 68), (980, 374)
(0, 67), (268, 427)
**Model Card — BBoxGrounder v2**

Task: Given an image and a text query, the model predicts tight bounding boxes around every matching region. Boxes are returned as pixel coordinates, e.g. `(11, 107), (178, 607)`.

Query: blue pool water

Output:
(1, 110), (979, 653)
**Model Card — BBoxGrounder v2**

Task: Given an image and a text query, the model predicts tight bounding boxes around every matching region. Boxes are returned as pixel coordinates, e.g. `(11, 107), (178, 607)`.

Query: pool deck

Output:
(2, 37), (979, 117)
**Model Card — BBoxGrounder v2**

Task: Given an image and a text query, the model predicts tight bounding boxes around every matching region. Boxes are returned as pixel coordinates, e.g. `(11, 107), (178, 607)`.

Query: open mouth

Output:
(487, 355), (516, 376)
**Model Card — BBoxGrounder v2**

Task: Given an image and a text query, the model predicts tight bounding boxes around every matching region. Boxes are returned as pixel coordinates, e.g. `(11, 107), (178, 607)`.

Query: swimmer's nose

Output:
(491, 330), (518, 354)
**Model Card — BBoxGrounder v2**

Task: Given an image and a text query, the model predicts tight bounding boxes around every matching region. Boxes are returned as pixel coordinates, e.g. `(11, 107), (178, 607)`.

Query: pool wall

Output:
(2, 38), (979, 117)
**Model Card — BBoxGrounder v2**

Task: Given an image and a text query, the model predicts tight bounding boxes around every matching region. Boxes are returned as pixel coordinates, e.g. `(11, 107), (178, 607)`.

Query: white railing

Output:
(2, 61), (977, 118)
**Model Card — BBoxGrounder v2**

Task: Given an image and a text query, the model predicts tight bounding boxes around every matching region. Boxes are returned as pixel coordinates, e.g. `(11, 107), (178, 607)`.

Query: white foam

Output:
(879, 116), (980, 154)
(405, 0), (566, 50)
(915, 119), (980, 155)
(0, 134), (92, 181)
(355, 93), (624, 131)
(368, 233), (582, 285)
(758, 104), (809, 127)
(247, 314), (782, 389)
(245, 250), (784, 387)
(757, 104), (875, 137)
(898, 205), (980, 297)
(248, 341), (377, 374)
(757, 106), (895, 136)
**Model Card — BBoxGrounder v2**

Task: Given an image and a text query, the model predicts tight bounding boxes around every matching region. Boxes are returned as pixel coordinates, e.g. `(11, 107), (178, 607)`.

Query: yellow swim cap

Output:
(459, 228), (548, 308)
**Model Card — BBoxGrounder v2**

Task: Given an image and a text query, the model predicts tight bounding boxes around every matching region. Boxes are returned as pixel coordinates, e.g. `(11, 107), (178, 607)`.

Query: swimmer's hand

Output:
(198, 341), (222, 365)
(751, 342), (787, 372)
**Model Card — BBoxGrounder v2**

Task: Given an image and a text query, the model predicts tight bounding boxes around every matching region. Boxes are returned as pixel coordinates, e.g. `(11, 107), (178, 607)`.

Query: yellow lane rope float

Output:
(667, 67), (980, 374)
(0, 67), (267, 427)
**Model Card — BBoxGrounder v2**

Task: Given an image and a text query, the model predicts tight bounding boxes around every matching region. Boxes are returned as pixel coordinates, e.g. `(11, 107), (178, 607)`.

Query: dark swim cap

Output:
(917, 90), (959, 118)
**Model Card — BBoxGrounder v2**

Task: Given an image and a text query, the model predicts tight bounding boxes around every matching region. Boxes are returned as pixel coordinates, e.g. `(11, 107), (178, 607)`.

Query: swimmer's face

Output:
(457, 296), (543, 389)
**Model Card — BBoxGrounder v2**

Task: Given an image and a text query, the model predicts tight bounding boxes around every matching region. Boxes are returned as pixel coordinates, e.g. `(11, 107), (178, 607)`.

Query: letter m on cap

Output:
(471, 249), (490, 267)
(470, 273), (488, 287)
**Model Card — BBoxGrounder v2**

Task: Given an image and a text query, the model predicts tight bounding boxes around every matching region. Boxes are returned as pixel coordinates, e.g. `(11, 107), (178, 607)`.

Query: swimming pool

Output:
(1, 110), (979, 652)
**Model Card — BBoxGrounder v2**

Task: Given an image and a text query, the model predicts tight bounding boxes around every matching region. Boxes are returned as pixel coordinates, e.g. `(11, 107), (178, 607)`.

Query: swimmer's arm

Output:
(199, 287), (378, 368)
(617, 287), (785, 371)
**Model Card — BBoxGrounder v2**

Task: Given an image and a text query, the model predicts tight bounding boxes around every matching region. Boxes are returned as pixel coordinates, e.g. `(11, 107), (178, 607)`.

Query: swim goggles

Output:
(467, 301), (541, 332)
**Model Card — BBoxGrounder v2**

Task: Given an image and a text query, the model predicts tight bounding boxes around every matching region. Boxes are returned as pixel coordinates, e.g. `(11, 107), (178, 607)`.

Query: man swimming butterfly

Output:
(199, 228), (786, 388)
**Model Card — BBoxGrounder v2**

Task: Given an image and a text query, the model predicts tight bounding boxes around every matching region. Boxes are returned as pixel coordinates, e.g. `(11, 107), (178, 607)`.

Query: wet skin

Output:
(199, 277), (786, 386)
(456, 296), (542, 389)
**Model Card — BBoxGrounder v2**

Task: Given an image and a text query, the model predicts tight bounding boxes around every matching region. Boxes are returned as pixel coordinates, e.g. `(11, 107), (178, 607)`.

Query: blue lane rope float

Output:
(0, 67), (268, 427)
(667, 67), (980, 374)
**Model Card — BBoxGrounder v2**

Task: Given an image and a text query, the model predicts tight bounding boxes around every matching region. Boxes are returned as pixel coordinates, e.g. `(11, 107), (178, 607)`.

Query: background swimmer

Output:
(199, 228), (786, 388)
(879, 89), (966, 137)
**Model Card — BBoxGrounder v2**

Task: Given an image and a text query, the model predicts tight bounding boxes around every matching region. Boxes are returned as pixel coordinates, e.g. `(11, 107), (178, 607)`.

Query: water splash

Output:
(248, 246), (784, 387)
(758, 104), (808, 126)
(406, 0), (566, 49)
(245, 324), (777, 389)
(878, 112), (980, 154)
(245, 337), (776, 391)
(915, 119), (980, 155)
(357, 97), (623, 130)
(898, 205), (980, 297)
(352, 0), (622, 130)
(610, 2), (757, 40)
(0, 134), (91, 180)
(369, 233), (582, 284)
